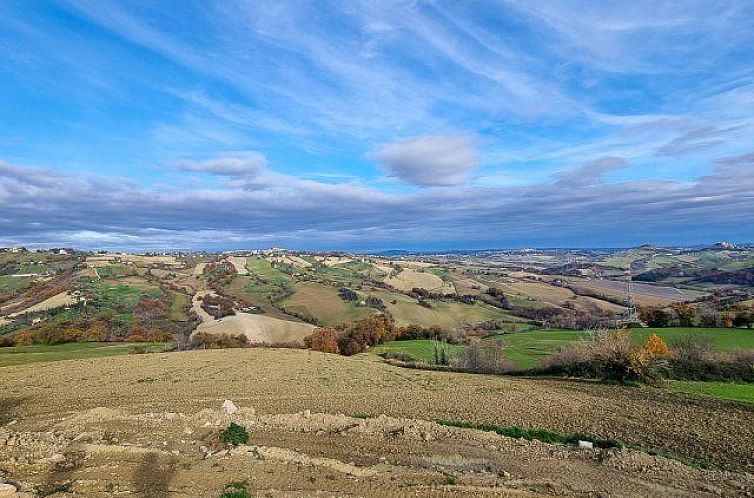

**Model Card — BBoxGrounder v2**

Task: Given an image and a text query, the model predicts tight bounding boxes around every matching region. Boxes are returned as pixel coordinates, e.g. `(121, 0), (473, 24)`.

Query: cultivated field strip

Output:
(1, 348), (752, 472)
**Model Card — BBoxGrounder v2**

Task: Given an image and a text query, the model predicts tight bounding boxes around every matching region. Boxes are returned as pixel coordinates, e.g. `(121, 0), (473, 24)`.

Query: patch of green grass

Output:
(168, 292), (191, 322)
(92, 264), (135, 279)
(372, 340), (467, 364)
(483, 329), (588, 368)
(636, 328), (754, 351)
(90, 283), (143, 309)
(352, 412), (376, 419)
(484, 327), (754, 369)
(0, 275), (34, 293)
(246, 257), (292, 284)
(314, 264), (366, 286)
(280, 282), (375, 326)
(426, 267), (452, 282)
(0, 342), (165, 367)
(436, 420), (622, 449)
(669, 381), (754, 404)
(220, 423), (249, 446)
(219, 482), (252, 498)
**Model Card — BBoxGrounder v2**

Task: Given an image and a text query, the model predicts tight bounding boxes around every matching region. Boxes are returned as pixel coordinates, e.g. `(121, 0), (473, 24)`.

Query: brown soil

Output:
(1, 349), (753, 497)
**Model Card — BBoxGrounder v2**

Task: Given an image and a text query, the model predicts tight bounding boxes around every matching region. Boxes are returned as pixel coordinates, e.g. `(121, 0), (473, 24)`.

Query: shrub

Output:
(364, 295), (387, 311)
(304, 327), (340, 354)
(146, 328), (173, 342)
(220, 423), (249, 446)
(644, 333), (670, 359)
(190, 332), (248, 349)
(0, 335), (14, 347)
(543, 329), (667, 384)
(13, 330), (34, 346)
(452, 341), (512, 374)
(669, 349), (754, 382)
(338, 287), (358, 302)
(219, 482), (251, 498)
(126, 334), (145, 343)
(670, 334), (712, 361)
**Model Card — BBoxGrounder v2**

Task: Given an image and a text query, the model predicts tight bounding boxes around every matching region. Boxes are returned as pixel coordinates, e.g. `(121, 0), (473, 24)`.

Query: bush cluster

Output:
(542, 329), (754, 383)
(189, 332), (248, 349)
(304, 314), (396, 355)
(304, 316), (472, 356)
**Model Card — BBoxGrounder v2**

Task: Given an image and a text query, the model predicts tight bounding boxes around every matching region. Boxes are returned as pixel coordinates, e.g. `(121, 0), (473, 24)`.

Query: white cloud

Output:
(375, 134), (480, 186)
(177, 152), (268, 178)
(3, 152), (754, 250)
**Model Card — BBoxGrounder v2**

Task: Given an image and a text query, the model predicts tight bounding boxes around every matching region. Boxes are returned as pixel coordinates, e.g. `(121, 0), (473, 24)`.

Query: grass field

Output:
(168, 291), (191, 322)
(280, 282), (375, 326)
(0, 342), (166, 367)
(373, 290), (507, 327)
(489, 327), (754, 368)
(246, 257), (293, 284)
(372, 339), (467, 363)
(669, 381), (754, 404)
(375, 327), (754, 369)
(90, 282), (159, 309)
(0, 274), (34, 294)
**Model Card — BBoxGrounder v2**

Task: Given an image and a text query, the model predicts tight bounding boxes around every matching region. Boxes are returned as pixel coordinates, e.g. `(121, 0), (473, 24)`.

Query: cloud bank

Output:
(2, 152), (753, 251)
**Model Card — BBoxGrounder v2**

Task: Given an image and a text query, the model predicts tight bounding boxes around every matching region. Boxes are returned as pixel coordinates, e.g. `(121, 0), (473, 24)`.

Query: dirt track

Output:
(1, 349), (753, 497)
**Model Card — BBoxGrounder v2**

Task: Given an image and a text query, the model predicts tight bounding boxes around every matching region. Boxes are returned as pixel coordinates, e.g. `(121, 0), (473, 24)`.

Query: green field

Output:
(168, 292), (191, 322)
(314, 261), (383, 286)
(280, 282), (375, 326)
(485, 329), (588, 368)
(485, 327), (754, 368)
(669, 381), (754, 404)
(373, 290), (507, 328)
(246, 257), (293, 284)
(90, 282), (161, 310)
(0, 275), (34, 293)
(374, 327), (754, 369)
(372, 339), (466, 363)
(0, 342), (166, 367)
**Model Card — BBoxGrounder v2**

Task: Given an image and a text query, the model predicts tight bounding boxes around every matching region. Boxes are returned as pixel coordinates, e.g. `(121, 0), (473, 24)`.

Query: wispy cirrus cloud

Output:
(1, 1), (754, 247)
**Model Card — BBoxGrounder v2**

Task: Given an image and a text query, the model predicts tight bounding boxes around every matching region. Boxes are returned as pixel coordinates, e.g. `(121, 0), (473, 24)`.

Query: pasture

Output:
(372, 290), (507, 328)
(0, 341), (166, 367)
(374, 327), (754, 370)
(280, 282), (375, 326)
(670, 381), (754, 404)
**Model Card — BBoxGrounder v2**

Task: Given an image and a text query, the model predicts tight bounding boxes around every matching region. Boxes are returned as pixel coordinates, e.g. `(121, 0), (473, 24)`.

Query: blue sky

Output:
(1, 0), (753, 251)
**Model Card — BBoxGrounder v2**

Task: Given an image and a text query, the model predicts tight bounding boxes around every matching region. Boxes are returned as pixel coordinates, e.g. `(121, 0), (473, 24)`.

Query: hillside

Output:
(0, 348), (752, 497)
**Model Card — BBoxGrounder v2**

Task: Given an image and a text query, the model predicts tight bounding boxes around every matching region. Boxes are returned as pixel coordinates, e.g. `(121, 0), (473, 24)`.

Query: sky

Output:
(1, 0), (753, 251)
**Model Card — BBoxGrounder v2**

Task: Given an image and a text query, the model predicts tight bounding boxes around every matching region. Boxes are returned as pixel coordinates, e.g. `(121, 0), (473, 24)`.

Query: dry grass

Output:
(193, 313), (315, 344)
(373, 291), (505, 328)
(384, 269), (454, 294)
(8, 291), (76, 317)
(280, 282), (375, 326)
(226, 256), (249, 275)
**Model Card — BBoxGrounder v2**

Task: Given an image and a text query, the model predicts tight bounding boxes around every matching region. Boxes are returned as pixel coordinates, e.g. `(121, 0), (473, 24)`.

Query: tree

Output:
(84, 321), (109, 342)
(14, 330), (34, 346)
(304, 327), (341, 354)
(733, 309), (754, 328)
(644, 333), (670, 359)
(646, 307), (672, 327)
(338, 287), (358, 302)
(671, 303), (695, 327)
